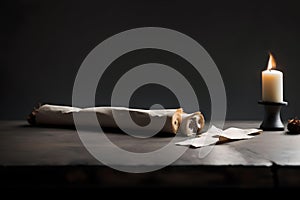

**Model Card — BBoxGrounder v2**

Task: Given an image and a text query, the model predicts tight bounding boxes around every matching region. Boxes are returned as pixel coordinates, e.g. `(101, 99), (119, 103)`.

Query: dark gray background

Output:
(1, 0), (300, 121)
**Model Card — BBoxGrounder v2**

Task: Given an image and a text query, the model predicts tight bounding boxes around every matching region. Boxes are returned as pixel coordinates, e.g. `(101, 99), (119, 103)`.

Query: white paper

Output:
(221, 127), (259, 139)
(176, 125), (262, 148)
(32, 104), (205, 135)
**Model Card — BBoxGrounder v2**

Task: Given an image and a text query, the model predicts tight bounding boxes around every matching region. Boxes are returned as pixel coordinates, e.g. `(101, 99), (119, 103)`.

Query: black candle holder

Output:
(258, 101), (288, 131)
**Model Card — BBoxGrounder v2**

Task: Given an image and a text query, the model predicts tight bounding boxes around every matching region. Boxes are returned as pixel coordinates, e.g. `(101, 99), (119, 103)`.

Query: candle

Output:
(262, 53), (283, 102)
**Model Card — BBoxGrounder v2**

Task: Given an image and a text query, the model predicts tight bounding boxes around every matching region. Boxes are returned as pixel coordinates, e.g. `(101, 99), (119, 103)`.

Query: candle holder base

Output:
(258, 101), (288, 131)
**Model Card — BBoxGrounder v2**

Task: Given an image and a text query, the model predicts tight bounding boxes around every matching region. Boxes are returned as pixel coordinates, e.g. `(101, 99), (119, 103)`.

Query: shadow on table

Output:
(19, 124), (178, 138)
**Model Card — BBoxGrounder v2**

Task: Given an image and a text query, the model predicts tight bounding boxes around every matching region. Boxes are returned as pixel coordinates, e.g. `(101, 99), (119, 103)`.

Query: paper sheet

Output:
(28, 104), (205, 136)
(176, 125), (262, 148)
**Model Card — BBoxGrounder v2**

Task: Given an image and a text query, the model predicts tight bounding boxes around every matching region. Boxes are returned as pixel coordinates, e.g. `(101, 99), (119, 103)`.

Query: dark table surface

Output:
(1, 120), (300, 189)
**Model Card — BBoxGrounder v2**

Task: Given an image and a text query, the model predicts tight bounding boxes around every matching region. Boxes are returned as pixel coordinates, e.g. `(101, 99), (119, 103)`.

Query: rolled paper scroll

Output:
(28, 104), (205, 136)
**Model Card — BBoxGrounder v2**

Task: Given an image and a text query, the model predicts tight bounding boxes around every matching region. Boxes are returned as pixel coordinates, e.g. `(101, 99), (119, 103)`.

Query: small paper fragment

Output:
(175, 125), (262, 148)
(221, 127), (261, 140)
(176, 126), (221, 148)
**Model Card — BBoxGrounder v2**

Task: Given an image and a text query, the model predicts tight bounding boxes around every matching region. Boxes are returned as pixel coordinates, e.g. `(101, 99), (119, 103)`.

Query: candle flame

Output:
(267, 53), (276, 70)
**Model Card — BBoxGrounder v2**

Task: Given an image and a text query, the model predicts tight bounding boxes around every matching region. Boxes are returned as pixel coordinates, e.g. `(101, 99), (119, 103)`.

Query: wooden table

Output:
(1, 121), (300, 191)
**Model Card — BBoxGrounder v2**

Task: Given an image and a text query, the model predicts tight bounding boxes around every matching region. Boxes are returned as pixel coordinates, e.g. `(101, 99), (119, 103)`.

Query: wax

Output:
(262, 69), (283, 102)
(262, 53), (283, 102)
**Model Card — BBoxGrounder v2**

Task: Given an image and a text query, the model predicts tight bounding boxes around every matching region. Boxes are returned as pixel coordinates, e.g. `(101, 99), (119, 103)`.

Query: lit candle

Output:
(262, 53), (283, 102)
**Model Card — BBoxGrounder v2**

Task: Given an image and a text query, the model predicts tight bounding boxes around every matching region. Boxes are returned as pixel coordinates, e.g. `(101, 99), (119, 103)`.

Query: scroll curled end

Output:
(179, 111), (205, 136)
(27, 103), (42, 125)
(195, 111), (205, 134)
(171, 108), (183, 134)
